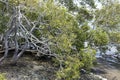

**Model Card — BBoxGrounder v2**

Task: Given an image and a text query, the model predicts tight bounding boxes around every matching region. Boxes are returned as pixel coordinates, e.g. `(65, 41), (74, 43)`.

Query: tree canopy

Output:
(0, 0), (120, 80)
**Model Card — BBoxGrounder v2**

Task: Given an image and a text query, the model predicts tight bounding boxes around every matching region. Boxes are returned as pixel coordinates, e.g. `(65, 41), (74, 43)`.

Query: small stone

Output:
(33, 65), (44, 70)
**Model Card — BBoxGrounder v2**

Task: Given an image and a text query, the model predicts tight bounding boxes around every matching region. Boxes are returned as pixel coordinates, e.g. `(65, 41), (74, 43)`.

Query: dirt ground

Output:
(0, 52), (120, 80)
(93, 58), (120, 80)
(0, 52), (57, 80)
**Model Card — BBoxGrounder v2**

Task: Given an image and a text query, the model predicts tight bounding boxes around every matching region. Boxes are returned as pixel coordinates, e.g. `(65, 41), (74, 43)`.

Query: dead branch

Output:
(0, 1), (58, 63)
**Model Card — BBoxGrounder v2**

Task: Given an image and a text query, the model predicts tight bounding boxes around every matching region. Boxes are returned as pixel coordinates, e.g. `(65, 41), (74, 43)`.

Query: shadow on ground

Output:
(0, 52), (57, 80)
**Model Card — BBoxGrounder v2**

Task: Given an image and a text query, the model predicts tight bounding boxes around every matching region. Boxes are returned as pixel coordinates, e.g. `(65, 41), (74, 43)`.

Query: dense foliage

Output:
(0, 0), (120, 80)
(95, 0), (120, 54)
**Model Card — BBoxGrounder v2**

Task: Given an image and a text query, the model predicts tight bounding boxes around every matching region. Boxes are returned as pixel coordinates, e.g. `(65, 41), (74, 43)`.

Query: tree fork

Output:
(0, 2), (55, 63)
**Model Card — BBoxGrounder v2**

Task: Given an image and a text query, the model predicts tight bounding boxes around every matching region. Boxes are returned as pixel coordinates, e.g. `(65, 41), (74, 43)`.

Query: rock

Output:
(94, 75), (107, 80)
(33, 65), (45, 71)
(79, 74), (102, 80)
(80, 69), (86, 74)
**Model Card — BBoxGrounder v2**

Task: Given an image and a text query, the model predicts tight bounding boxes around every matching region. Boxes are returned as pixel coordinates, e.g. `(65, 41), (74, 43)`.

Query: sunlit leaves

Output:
(95, 2), (120, 29)
(56, 54), (83, 80)
(9, 0), (39, 7)
(80, 48), (96, 70)
(109, 32), (120, 44)
(91, 28), (109, 46)
(0, 73), (6, 80)
(34, 1), (77, 54)
(77, 8), (93, 24)
(73, 24), (90, 51)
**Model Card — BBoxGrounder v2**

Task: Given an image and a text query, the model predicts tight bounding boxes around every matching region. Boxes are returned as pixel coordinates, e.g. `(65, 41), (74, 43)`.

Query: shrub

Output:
(55, 48), (96, 80)
(0, 73), (6, 80)
(56, 55), (84, 80)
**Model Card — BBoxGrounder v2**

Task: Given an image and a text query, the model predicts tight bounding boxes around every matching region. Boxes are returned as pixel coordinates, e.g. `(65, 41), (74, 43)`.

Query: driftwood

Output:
(0, 0), (58, 63)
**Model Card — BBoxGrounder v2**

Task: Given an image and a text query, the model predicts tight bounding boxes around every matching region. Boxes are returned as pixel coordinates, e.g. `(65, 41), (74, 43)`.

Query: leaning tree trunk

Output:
(0, 1), (57, 63)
